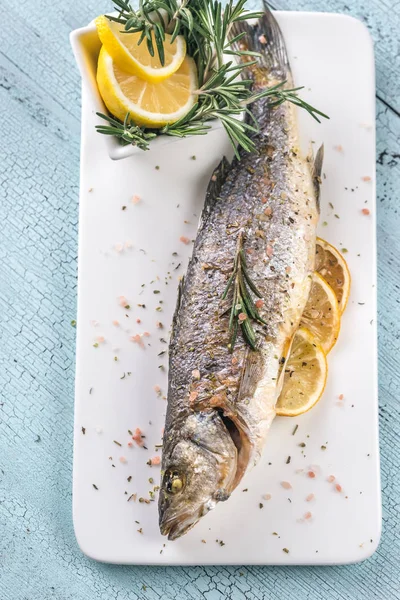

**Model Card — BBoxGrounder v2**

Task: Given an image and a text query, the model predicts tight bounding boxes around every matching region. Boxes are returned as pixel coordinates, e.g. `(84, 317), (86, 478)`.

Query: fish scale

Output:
(159, 5), (323, 540)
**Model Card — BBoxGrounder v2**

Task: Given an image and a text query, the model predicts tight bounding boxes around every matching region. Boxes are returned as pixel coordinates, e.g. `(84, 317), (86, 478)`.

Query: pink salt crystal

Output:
(180, 236), (190, 244)
(154, 385), (161, 394)
(255, 299), (264, 309)
(119, 456), (127, 463)
(112, 320), (119, 326)
(127, 442), (133, 448)
(130, 334), (144, 348)
(150, 456), (161, 465)
(334, 145), (343, 152)
(327, 475), (335, 483)
(136, 318), (141, 324)
(118, 296), (129, 307)
(304, 511), (312, 520)
(335, 483), (342, 492)
(115, 243), (124, 253)
(306, 493), (315, 502)
(281, 481), (292, 490)
(96, 336), (105, 343)
(258, 34), (267, 44)
(361, 176), (371, 182)
(132, 428), (144, 446)
(338, 394), (344, 400)
(362, 208), (370, 215)
(131, 194), (141, 204)
(263, 493), (272, 501)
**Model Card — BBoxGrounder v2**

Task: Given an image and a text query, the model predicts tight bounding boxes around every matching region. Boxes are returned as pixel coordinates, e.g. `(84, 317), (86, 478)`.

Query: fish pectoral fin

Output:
(308, 144), (324, 210)
(199, 157), (230, 230)
(312, 144), (325, 179)
(237, 348), (264, 400)
(275, 334), (296, 401)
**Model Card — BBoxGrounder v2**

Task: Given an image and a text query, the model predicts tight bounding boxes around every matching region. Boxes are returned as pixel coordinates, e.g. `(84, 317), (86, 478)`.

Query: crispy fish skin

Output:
(159, 6), (323, 540)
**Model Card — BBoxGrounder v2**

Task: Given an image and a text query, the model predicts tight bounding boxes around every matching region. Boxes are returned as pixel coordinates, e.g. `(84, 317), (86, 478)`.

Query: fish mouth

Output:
(160, 494), (219, 540)
(160, 504), (213, 540)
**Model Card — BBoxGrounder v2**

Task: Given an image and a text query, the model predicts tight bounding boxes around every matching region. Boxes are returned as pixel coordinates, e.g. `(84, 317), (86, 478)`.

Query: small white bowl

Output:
(69, 21), (225, 161)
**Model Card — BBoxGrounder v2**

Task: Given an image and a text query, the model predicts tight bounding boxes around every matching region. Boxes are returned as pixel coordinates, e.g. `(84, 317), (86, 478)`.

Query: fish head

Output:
(159, 410), (242, 540)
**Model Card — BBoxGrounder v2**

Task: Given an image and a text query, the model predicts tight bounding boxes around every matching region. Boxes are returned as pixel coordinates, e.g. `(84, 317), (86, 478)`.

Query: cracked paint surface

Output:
(0, 0), (399, 598)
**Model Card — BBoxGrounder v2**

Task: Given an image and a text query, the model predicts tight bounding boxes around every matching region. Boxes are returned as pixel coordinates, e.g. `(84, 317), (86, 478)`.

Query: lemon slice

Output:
(315, 238), (351, 314)
(300, 272), (341, 354)
(276, 328), (327, 417)
(97, 47), (197, 128)
(95, 15), (186, 82)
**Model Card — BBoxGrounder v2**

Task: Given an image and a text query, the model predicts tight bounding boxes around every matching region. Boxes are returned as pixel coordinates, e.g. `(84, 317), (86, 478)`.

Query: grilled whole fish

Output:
(159, 6), (323, 540)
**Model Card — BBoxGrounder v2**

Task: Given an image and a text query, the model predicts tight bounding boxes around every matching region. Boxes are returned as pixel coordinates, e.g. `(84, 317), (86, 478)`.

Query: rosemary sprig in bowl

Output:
(96, 0), (328, 156)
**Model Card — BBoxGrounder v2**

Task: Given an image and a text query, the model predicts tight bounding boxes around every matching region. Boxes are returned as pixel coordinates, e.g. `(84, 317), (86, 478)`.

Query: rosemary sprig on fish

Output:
(222, 231), (267, 352)
(159, 4), (324, 540)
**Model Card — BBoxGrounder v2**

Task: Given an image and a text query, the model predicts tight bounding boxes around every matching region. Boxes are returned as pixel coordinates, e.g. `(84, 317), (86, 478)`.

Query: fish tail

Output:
(230, 1), (292, 88)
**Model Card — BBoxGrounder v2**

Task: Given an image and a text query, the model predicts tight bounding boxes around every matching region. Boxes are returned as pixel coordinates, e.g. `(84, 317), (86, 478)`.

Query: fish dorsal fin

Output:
(237, 349), (264, 401)
(170, 276), (185, 342)
(171, 159), (229, 346)
(199, 157), (230, 229)
(309, 144), (324, 210)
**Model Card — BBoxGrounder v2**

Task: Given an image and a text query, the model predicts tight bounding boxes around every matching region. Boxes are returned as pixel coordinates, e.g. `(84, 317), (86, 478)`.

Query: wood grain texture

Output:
(0, 0), (399, 598)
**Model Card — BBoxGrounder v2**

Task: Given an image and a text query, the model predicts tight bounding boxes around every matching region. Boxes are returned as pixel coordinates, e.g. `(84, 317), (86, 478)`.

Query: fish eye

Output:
(164, 469), (185, 494)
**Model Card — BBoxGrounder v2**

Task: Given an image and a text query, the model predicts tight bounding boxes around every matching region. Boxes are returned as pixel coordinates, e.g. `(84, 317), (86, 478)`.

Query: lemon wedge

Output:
(300, 272), (341, 354)
(95, 15), (186, 82)
(315, 238), (351, 314)
(276, 328), (327, 417)
(96, 47), (197, 128)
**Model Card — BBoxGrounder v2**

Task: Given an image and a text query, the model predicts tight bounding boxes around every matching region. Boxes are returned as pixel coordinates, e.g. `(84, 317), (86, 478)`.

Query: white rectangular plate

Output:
(73, 11), (380, 565)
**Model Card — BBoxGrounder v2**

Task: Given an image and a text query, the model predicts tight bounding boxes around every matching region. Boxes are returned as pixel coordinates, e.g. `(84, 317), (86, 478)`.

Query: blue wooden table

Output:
(1, 1), (399, 598)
